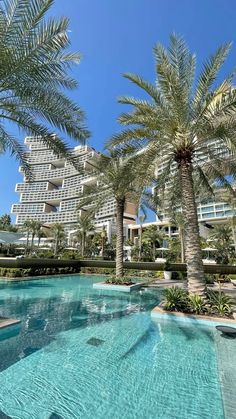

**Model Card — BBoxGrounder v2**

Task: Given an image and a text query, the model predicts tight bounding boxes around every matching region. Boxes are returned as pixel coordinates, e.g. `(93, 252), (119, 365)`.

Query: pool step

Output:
(0, 317), (21, 330)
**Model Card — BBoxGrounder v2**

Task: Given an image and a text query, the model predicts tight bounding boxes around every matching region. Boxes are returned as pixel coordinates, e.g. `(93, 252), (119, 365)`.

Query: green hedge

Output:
(0, 266), (80, 278)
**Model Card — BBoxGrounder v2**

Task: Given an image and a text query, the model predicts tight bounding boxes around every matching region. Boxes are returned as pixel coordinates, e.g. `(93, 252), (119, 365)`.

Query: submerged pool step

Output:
(0, 317), (21, 330)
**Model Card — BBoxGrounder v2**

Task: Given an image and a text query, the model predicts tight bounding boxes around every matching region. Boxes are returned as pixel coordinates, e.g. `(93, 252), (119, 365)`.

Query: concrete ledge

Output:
(93, 281), (144, 293)
(151, 306), (236, 327)
(0, 317), (21, 330)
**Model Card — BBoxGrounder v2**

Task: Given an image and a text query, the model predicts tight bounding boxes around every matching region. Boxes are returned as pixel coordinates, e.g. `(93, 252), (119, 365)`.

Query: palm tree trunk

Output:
(101, 236), (105, 259)
(81, 232), (85, 257)
(152, 241), (156, 262)
(54, 236), (58, 255)
(138, 225), (143, 261)
(179, 161), (205, 296)
(31, 233), (35, 249)
(231, 217), (236, 255)
(116, 198), (125, 277)
(179, 227), (185, 263)
(26, 231), (29, 254)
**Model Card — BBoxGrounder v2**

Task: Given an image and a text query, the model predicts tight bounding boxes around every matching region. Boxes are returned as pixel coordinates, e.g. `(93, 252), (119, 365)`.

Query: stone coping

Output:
(93, 281), (145, 293)
(151, 306), (236, 327)
(0, 317), (21, 330)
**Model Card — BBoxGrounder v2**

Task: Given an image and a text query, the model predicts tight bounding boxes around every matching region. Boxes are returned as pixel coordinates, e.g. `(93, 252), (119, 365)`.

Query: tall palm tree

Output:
(76, 212), (94, 257)
(78, 152), (152, 277)
(109, 35), (236, 296)
(0, 0), (89, 171)
(51, 223), (65, 255)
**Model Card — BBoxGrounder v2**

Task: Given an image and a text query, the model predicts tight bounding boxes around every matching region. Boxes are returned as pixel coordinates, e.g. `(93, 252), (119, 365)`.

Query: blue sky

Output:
(1, 0), (236, 220)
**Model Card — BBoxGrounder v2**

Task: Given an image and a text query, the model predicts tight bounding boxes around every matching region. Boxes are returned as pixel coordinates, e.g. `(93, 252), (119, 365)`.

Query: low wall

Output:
(78, 260), (236, 274)
(0, 258), (236, 275)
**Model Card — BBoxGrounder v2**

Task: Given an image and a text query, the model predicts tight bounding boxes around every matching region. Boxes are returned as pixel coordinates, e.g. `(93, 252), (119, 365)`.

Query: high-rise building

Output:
(12, 137), (136, 240)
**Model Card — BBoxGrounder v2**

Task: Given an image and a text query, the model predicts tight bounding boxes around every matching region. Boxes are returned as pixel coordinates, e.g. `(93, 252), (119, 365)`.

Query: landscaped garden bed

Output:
(151, 286), (236, 324)
(93, 276), (145, 292)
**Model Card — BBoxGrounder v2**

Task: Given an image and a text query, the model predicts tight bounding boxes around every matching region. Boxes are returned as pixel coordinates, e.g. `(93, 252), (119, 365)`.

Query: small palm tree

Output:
(27, 220), (42, 249)
(137, 211), (147, 261)
(142, 226), (165, 262)
(51, 223), (65, 255)
(78, 152), (151, 277)
(110, 35), (236, 296)
(0, 214), (11, 230)
(0, 0), (89, 171)
(209, 224), (233, 264)
(34, 222), (44, 248)
(100, 225), (107, 258)
(22, 220), (32, 253)
(76, 213), (94, 257)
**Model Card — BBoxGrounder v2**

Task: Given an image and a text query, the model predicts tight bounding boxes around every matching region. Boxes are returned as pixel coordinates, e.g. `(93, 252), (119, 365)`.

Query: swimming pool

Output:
(0, 275), (235, 419)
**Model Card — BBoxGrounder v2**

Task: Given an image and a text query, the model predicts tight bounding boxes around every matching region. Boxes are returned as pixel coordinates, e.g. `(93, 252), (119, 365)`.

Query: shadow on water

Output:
(0, 410), (12, 418)
(0, 289), (160, 372)
(121, 323), (155, 359)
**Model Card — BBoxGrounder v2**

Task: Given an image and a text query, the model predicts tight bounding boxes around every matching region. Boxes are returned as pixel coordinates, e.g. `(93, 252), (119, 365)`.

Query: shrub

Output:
(204, 274), (216, 284)
(105, 276), (133, 285)
(163, 287), (189, 312)
(206, 290), (233, 317)
(188, 295), (206, 314)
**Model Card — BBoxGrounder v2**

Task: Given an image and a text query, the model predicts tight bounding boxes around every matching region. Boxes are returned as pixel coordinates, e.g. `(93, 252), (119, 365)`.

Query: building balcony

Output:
(80, 176), (97, 186)
(16, 211), (78, 225)
(15, 182), (48, 193)
(20, 186), (82, 204)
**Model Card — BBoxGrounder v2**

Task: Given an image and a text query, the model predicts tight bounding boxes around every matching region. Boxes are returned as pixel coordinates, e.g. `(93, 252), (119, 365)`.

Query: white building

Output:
(12, 137), (136, 242)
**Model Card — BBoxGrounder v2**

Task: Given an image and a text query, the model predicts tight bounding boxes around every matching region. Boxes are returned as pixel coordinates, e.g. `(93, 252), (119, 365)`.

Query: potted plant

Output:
(163, 258), (172, 280)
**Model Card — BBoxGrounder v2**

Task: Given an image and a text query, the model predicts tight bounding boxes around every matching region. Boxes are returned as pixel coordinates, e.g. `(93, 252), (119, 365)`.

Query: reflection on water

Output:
(0, 275), (160, 372)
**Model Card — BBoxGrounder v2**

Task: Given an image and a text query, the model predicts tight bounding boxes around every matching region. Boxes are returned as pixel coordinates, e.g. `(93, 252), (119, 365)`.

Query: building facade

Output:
(12, 137), (136, 241)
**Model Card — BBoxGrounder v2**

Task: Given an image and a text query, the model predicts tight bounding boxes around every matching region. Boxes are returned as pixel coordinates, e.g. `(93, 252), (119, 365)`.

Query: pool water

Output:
(0, 275), (235, 419)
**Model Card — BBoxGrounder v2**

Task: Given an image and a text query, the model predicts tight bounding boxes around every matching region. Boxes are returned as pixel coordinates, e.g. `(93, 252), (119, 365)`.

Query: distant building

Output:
(12, 137), (136, 241)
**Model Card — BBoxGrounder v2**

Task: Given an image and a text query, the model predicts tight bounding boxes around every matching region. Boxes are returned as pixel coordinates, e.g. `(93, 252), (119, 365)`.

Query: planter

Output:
(93, 281), (144, 293)
(151, 306), (236, 327)
(164, 271), (172, 280)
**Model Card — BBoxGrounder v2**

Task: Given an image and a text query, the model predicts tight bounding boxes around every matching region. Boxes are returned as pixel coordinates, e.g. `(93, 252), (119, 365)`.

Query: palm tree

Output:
(0, 0), (89, 172)
(109, 35), (236, 296)
(22, 220), (32, 254)
(27, 220), (42, 249)
(0, 214), (11, 230)
(100, 225), (107, 258)
(171, 213), (186, 263)
(209, 224), (233, 264)
(34, 222), (44, 248)
(76, 213), (94, 257)
(78, 152), (151, 277)
(137, 211), (147, 261)
(142, 226), (165, 262)
(51, 223), (65, 255)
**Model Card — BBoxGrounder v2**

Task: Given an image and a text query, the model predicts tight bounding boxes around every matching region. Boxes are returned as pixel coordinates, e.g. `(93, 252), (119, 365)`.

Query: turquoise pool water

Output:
(0, 275), (235, 419)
